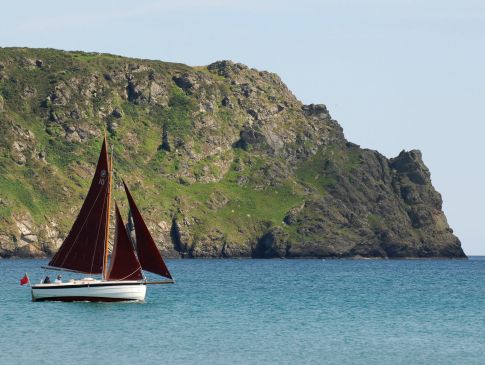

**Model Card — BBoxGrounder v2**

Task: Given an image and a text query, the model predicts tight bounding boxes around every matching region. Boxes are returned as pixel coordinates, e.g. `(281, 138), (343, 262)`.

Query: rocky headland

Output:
(0, 48), (465, 259)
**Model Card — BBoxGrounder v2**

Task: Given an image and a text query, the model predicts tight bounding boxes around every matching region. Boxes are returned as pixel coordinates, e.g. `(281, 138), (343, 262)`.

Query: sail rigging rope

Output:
(114, 265), (143, 281)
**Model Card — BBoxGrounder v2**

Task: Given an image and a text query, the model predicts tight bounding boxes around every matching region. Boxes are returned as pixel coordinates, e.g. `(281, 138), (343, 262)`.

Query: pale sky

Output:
(1, 0), (483, 254)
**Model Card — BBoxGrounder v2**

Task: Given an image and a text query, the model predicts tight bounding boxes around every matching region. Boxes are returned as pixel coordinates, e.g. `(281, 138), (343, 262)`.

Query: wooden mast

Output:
(102, 135), (113, 280)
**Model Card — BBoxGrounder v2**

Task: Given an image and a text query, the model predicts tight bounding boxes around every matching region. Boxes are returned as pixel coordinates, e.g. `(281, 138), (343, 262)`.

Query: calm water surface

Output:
(1, 258), (484, 364)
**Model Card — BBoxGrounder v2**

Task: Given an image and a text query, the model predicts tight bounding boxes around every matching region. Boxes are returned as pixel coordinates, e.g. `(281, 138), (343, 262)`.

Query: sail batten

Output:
(106, 205), (143, 281)
(48, 138), (110, 274)
(123, 181), (173, 279)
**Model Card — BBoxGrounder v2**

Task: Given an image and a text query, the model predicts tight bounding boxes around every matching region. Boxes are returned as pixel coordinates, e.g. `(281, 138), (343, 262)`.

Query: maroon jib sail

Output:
(123, 181), (173, 279)
(48, 138), (110, 274)
(107, 204), (143, 281)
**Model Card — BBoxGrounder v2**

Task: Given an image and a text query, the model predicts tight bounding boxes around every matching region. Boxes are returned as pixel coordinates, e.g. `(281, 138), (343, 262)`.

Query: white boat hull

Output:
(31, 280), (146, 302)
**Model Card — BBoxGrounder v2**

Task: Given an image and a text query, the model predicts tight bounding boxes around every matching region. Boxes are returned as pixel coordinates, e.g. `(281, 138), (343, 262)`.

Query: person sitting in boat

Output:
(43, 276), (51, 284)
(55, 275), (62, 284)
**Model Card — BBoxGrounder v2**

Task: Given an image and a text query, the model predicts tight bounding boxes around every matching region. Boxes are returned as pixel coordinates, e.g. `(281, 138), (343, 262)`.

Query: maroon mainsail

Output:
(123, 181), (173, 279)
(48, 138), (110, 274)
(107, 205), (143, 281)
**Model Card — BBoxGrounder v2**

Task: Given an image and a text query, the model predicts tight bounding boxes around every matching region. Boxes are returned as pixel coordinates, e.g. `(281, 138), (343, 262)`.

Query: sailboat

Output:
(31, 136), (174, 302)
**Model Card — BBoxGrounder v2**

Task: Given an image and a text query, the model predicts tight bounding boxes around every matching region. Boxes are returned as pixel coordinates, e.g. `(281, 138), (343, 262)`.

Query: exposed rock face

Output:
(0, 47), (465, 259)
(280, 148), (463, 258)
(0, 214), (51, 258)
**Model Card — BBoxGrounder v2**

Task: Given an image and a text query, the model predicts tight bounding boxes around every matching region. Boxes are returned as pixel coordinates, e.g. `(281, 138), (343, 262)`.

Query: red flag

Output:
(20, 273), (29, 286)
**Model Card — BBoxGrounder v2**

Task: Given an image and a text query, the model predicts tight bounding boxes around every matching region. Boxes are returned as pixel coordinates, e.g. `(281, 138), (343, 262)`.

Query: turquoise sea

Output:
(1, 258), (484, 364)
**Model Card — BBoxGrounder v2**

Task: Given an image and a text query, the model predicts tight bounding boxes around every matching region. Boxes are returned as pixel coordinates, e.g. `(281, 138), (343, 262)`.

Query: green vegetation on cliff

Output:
(0, 47), (465, 258)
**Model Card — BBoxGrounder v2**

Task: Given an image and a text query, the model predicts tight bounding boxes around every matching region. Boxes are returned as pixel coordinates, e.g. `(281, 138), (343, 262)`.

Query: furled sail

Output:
(123, 181), (173, 279)
(107, 204), (143, 281)
(48, 138), (110, 274)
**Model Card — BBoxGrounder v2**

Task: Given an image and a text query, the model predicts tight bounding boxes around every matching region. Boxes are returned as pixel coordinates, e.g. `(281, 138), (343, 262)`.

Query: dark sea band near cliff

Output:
(0, 48), (465, 259)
